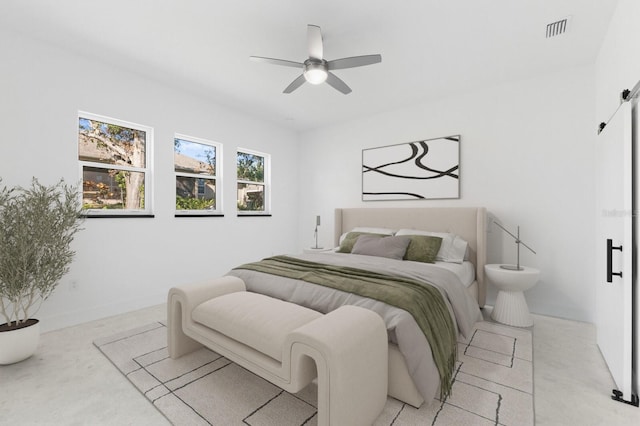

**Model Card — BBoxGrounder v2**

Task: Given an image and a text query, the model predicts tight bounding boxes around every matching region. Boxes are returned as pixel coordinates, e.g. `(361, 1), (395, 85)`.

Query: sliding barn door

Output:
(595, 100), (634, 403)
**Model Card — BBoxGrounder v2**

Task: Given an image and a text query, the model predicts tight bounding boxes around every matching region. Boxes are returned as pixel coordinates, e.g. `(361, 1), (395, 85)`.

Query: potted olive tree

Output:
(0, 178), (83, 364)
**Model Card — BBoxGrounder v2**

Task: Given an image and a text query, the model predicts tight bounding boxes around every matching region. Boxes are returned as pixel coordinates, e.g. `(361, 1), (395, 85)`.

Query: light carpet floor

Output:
(94, 320), (533, 425)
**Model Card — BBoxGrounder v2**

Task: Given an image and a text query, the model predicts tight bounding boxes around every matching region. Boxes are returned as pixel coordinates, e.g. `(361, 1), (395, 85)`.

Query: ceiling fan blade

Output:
(283, 74), (307, 94)
(307, 24), (323, 60)
(250, 56), (303, 69)
(327, 54), (382, 71)
(325, 72), (352, 94)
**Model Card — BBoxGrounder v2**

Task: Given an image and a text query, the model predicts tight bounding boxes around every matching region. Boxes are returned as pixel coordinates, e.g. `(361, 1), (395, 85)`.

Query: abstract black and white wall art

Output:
(362, 135), (460, 201)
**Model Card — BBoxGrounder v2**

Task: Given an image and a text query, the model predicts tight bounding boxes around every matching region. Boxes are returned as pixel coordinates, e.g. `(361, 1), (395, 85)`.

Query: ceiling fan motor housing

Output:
(303, 59), (328, 84)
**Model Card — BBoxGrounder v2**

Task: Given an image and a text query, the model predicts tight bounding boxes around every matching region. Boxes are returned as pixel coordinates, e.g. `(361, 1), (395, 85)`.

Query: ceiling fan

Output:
(250, 24), (382, 95)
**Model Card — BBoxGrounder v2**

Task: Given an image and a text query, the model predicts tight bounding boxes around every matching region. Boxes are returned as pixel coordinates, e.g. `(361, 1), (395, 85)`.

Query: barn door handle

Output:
(607, 239), (623, 283)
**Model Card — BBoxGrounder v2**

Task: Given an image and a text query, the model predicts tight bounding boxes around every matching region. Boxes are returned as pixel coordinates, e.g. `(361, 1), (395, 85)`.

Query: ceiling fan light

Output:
(303, 64), (328, 85)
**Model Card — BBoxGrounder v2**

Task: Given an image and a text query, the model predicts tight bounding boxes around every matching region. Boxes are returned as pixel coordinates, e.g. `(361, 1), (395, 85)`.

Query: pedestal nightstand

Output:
(485, 264), (540, 327)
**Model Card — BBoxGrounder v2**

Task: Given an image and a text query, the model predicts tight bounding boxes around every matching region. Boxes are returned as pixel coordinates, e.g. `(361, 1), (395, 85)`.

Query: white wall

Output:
(0, 30), (300, 332)
(298, 65), (596, 322)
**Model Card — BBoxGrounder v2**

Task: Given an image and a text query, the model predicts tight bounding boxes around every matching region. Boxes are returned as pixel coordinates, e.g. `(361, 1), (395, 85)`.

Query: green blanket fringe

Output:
(234, 255), (458, 399)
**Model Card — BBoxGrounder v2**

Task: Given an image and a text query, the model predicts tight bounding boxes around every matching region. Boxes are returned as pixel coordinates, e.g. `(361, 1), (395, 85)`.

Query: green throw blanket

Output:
(234, 255), (457, 399)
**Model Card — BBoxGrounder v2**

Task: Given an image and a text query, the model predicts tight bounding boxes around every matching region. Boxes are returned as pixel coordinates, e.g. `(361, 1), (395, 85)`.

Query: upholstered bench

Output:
(167, 276), (388, 426)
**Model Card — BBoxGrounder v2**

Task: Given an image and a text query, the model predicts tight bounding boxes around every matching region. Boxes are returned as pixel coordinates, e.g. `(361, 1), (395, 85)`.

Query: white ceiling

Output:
(0, 0), (619, 131)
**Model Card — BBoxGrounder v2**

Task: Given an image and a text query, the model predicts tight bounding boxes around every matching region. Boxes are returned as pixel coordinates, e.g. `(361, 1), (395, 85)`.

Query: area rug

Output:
(94, 320), (533, 425)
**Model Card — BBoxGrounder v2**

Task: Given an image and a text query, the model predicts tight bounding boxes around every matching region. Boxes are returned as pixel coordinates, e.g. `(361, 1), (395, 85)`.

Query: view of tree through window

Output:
(237, 150), (268, 212)
(78, 113), (152, 214)
(174, 136), (221, 213)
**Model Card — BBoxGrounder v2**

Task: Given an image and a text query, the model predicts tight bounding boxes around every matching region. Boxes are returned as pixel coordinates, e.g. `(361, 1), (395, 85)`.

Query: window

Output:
(237, 149), (270, 214)
(174, 134), (222, 215)
(78, 112), (153, 216)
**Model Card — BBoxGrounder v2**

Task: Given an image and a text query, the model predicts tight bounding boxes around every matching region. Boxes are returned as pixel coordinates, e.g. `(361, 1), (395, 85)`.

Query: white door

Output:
(595, 100), (634, 402)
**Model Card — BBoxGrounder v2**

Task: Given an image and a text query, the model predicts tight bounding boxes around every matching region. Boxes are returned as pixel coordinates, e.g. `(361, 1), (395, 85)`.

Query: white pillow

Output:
(448, 235), (469, 263)
(395, 228), (468, 263)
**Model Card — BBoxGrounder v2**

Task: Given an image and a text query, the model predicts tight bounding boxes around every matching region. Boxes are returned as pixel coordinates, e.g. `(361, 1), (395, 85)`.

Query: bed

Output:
(227, 206), (486, 407)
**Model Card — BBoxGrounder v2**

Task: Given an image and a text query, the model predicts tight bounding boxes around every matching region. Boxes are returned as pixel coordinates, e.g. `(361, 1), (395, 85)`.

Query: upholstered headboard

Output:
(334, 207), (487, 307)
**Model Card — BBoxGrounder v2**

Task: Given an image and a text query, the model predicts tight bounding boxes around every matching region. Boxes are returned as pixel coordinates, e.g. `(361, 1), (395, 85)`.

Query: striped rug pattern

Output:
(94, 320), (533, 425)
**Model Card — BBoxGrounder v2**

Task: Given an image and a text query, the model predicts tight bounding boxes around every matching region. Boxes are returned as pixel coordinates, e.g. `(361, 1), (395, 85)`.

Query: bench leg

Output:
(287, 306), (388, 426)
(167, 295), (203, 358)
(167, 276), (246, 359)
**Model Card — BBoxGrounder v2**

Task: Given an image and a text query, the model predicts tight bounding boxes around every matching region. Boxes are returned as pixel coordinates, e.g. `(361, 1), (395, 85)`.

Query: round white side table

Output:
(484, 264), (540, 327)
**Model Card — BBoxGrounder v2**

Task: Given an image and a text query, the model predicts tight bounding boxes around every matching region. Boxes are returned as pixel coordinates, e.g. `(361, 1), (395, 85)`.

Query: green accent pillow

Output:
(337, 232), (386, 253)
(403, 235), (443, 263)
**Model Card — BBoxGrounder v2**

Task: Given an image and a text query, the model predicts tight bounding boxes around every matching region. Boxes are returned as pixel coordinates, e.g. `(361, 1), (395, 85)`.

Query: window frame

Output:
(77, 111), (154, 217)
(236, 148), (271, 216)
(174, 133), (223, 217)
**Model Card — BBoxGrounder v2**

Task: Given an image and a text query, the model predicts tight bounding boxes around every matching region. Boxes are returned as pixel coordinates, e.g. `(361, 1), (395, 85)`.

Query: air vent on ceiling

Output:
(546, 16), (571, 38)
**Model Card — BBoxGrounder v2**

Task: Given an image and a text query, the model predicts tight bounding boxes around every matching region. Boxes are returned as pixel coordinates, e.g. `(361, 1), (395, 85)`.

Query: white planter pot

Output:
(0, 319), (40, 365)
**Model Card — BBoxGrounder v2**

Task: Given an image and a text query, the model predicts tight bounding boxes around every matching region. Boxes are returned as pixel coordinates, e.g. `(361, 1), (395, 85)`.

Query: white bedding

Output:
(433, 260), (475, 287)
(332, 246), (476, 288)
(227, 251), (482, 402)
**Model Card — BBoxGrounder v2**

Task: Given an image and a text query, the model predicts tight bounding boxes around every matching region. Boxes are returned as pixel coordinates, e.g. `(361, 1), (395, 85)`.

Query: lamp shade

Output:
(303, 64), (328, 84)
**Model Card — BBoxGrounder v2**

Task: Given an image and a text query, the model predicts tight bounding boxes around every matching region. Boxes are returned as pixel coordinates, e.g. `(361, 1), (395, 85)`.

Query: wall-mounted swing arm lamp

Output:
(493, 221), (536, 271)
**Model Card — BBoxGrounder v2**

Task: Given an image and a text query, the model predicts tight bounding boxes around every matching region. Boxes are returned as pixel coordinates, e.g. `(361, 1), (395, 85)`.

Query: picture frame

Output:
(362, 135), (460, 201)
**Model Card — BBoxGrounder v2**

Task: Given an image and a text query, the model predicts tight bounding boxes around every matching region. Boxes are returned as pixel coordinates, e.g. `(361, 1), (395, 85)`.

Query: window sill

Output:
(175, 213), (224, 218)
(83, 214), (155, 219)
